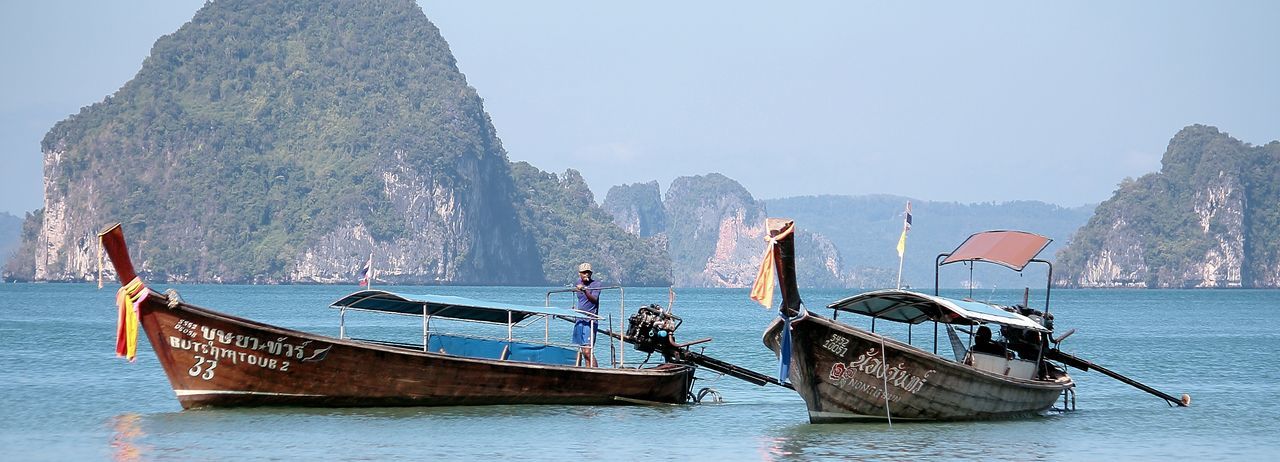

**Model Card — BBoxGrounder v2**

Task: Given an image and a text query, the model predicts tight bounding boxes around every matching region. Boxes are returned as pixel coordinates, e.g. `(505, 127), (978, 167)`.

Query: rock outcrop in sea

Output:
(9, 0), (543, 284)
(1056, 125), (1280, 288)
(604, 174), (849, 288)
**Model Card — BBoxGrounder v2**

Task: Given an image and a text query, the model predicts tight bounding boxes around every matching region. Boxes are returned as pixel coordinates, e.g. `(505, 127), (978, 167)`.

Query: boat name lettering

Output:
(822, 333), (850, 357)
(832, 347), (936, 395)
(168, 335), (291, 376)
(827, 365), (902, 403)
(198, 326), (314, 360)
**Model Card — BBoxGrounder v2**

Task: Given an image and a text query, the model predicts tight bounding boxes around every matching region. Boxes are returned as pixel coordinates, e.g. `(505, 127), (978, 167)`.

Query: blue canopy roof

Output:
(330, 290), (597, 324)
(827, 289), (1049, 332)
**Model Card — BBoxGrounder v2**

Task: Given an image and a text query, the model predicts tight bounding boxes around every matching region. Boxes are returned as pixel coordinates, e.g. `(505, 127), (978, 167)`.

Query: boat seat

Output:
(966, 351), (1038, 380)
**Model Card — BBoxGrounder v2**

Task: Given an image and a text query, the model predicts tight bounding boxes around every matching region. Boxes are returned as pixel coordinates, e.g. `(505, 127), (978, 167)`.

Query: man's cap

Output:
(578, 263), (592, 273)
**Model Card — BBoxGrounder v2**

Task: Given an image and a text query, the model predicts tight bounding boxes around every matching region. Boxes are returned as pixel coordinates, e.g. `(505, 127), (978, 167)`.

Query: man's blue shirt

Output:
(575, 279), (602, 315)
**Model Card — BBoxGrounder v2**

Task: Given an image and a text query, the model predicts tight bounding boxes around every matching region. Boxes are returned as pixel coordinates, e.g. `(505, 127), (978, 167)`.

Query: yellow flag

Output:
(896, 228), (907, 258)
(750, 221), (795, 310)
(749, 245), (776, 309)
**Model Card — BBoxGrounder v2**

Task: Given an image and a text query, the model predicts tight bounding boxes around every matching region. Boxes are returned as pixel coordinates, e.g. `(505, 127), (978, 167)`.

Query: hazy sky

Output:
(2, 1), (1277, 217)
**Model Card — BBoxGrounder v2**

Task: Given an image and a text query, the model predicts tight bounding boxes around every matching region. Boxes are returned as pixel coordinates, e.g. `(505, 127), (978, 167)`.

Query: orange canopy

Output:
(940, 230), (1051, 271)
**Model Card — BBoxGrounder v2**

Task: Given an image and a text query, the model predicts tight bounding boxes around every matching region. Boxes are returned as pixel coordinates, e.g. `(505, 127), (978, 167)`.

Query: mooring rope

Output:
(879, 335), (893, 427)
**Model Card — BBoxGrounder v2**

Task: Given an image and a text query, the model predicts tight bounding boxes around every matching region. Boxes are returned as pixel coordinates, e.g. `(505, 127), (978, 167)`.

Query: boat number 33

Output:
(188, 355), (217, 380)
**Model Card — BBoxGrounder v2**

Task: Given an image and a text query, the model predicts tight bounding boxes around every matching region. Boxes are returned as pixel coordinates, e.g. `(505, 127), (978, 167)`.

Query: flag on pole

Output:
(896, 201), (912, 258)
(357, 254), (373, 287)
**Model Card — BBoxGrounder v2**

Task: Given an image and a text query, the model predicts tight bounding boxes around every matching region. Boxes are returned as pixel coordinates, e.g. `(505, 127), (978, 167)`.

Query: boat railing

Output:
(546, 286), (628, 368)
(335, 297), (591, 358)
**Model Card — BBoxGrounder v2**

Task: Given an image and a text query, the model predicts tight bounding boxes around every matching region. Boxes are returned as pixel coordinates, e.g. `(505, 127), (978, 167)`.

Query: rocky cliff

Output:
(510, 163), (671, 286)
(602, 181), (665, 238)
(662, 174), (767, 287)
(8, 0), (542, 284)
(640, 173), (847, 288)
(1056, 125), (1280, 288)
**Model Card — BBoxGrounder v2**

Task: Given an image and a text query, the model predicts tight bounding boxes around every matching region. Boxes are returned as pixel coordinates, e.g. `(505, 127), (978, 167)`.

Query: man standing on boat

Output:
(573, 263), (602, 367)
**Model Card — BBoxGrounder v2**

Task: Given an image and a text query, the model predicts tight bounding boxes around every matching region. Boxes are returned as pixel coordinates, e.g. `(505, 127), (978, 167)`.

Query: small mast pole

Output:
(895, 201), (912, 289)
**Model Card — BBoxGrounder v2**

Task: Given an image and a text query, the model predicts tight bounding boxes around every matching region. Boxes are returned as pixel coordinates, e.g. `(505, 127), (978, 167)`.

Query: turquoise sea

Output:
(2, 283), (1277, 461)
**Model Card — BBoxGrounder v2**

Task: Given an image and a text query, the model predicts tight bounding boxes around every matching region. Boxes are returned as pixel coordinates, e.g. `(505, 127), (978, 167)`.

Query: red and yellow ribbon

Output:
(115, 278), (150, 361)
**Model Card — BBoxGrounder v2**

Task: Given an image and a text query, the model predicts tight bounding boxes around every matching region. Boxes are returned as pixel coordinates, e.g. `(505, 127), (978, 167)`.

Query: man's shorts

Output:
(573, 319), (597, 346)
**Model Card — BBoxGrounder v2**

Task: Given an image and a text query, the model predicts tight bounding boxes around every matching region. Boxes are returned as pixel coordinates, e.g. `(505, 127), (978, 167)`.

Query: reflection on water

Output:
(108, 413), (147, 461)
(761, 419), (1061, 461)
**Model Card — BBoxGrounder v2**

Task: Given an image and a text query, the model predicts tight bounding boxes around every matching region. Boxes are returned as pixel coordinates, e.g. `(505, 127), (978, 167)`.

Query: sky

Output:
(2, 1), (1277, 217)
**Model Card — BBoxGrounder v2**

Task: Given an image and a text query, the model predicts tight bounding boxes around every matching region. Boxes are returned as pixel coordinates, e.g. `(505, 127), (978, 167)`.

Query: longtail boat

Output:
(756, 218), (1188, 423)
(100, 224), (694, 409)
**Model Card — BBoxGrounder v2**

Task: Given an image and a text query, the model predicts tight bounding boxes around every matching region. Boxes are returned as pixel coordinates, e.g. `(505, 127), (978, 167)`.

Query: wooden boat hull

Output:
(137, 293), (695, 409)
(764, 313), (1072, 422)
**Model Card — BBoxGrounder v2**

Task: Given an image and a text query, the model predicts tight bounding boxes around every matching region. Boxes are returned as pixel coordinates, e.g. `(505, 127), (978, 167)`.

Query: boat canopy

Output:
(827, 289), (1049, 332)
(940, 230), (1051, 271)
(330, 290), (598, 324)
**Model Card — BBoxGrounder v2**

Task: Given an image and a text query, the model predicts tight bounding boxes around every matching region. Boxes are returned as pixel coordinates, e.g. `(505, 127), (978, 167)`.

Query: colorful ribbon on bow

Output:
(115, 277), (151, 362)
(749, 224), (795, 310)
(748, 222), (797, 384)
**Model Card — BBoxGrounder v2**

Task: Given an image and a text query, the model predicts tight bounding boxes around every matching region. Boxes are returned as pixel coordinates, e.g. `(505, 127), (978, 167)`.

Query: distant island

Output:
(1056, 125), (1280, 288)
(4, 0), (1277, 289)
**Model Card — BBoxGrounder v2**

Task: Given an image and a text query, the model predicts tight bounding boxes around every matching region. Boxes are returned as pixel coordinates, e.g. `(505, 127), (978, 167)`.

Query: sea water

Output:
(1, 284), (1276, 460)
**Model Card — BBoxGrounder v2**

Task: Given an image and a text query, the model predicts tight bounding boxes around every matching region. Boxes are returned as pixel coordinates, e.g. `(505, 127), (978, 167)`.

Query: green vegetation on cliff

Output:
(18, 0), (539, 283)
(602, 181), (665, 238)
(510, 163), (671, 286)
(663, 173), (763, 276)
(1057, 125), (1280, 287)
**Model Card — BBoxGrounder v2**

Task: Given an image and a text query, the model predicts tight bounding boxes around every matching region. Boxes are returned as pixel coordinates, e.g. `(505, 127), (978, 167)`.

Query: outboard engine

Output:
(623, 303), (790, 390)
(625, 304), (683, 361)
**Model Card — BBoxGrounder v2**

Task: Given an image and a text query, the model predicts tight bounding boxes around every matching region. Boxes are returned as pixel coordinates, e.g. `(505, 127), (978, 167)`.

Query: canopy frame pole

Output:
(934, 253), (949, 296)
(1031, 258), (1053, 379)
(339, 307), (347, 339)
(968, 262), (974, 299)
(933, 321), (938, 355)
(619, 287), (626, 368)
(427, 307), (437, 350)
(933, 254), (947, 357)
